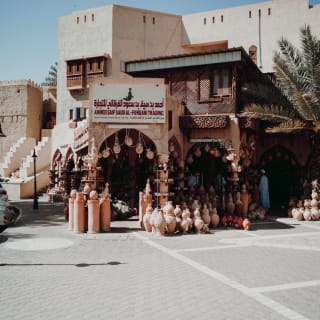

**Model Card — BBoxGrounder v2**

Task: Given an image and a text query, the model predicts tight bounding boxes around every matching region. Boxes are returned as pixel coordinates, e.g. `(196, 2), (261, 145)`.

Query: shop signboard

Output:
(92, 84), (166, 123)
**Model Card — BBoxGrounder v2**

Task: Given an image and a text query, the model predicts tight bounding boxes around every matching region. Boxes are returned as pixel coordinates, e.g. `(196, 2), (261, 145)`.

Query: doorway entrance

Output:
(97, 129), (156, 208)
(260, 145), (300, 208)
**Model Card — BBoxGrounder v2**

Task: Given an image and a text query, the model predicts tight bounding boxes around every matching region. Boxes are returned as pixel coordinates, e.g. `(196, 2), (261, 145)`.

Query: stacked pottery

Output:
(164, 201), (176, 234)
(143, 204), (153, 232)
(193, 207), (204, 234)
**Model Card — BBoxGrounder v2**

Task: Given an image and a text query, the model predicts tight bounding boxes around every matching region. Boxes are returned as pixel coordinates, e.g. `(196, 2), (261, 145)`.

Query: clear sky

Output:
(1, 0), (319, 85)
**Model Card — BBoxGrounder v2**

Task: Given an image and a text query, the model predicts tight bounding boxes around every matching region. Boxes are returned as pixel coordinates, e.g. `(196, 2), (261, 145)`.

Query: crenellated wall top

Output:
(0, 79), (43, 91)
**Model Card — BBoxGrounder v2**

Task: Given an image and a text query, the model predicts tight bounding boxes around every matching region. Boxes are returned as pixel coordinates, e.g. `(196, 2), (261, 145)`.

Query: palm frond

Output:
(242, 103), (298, 123)
(265, 119), (311, 133)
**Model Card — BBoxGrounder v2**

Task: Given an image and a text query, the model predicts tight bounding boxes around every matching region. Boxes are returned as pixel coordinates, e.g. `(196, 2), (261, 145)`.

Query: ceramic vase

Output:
(211, 208), (220, 227)
(226, 193), (235, 215)
(242, 218), (251, 231)
(143, 204), (153, 232)
(202, 204), (211, 225)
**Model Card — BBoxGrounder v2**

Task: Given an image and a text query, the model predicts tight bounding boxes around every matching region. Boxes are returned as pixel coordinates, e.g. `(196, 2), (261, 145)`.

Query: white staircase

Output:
(19, 137), (51, 179)
(0, 137), (36, 177)
(0, 137), (52, 200)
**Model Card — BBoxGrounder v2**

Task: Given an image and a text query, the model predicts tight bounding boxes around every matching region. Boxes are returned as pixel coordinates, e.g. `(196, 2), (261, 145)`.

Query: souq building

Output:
(49, 0), (319, 210)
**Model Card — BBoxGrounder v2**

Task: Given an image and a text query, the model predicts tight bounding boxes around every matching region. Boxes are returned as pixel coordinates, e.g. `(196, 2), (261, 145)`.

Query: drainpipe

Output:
(258, 9), (263, 68)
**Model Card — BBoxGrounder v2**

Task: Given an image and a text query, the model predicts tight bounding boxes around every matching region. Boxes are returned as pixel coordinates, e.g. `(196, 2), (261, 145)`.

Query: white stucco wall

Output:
(182, 0), (320, 72)
(57, 5), (114, 124)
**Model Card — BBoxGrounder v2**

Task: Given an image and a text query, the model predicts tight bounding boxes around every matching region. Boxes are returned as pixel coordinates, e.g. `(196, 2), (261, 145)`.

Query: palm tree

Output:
(242, 25), (320, 133)
(241, 25), (320, 180)
(42, 61), (58, 87)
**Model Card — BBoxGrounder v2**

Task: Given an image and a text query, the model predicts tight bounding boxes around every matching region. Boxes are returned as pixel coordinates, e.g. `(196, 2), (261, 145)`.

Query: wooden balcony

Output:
(66, 75), (84, 90)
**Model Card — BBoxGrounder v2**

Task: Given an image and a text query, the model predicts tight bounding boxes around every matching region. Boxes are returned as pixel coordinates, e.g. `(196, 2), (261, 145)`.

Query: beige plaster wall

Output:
(0, 80), (43, 161)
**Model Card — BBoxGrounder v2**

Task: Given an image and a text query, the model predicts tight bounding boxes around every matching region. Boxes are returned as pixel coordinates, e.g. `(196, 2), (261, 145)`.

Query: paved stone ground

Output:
(0, 200), (319, 320)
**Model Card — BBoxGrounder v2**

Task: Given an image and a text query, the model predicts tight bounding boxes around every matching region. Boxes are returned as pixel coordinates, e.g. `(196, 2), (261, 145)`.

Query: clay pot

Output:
(180, 219), (189, 234)
(240, 184), (249, 218)
(194, 217), (204, 234)
(150, 207), (166, 235)
(211, 208), (220, 227)
(83, 183), (91, 194)
(311, 207), (320, 220)
(202, 204), (211, 225)
(174, 205), (182, 218)
(235, 192), (243, 216)
(242, 218), (251, 231)
(164, 201), (176, 234)
(226, 193), (235, 215)
(143, 204), (153, 232)
(89, 190), (98, 200)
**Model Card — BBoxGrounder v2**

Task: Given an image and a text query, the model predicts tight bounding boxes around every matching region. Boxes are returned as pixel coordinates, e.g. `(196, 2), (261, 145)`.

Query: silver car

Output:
(0, 183), (21, 231)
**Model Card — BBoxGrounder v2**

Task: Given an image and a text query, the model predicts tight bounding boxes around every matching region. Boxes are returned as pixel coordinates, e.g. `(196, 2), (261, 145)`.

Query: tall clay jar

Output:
(235, 192), (243, 216)
(100, 197), (111, 232)
(68, 189), (77, 231)
(73, 192), (85, 233)
(87, 190), (100, 233)
(240, 184), (249, 218)
(226, 193), (235, 215)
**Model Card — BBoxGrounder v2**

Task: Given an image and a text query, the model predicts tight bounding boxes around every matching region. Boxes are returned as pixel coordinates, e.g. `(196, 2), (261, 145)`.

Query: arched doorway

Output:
(260, 145), (300, 208)
(184, 141), (228, 194)
(97, 129), (157, 208)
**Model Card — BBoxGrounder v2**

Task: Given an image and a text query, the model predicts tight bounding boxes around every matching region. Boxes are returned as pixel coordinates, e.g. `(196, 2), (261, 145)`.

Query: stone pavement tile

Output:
(1, 236), (284, 320)
(266, 286), (320, 320)
(182, 245), (320, 288)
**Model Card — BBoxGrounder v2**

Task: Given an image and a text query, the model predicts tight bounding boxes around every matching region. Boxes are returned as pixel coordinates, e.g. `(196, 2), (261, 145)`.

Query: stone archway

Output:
(259, 145), (300, 208)
(97, 128), (157, 208)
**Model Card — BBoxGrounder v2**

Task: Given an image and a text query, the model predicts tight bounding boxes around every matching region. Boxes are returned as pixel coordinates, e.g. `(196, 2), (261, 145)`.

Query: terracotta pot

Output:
(202, 204), (211, 225)
(194, 217), (204, 233)
(143, 204), (153, 232)
(242, 218), (251, 231)
(240, 184), (249, 218)
(211, 208), (220, 227)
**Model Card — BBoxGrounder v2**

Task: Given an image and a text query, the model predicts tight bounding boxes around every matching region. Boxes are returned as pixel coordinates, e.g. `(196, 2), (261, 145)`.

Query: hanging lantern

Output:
(136, 143), (143, 155)
(169, 142), (175, 152)
(136, 132), (144, 156)
(102, 148), (110, 158)
(124, 133), (133, 146)
(113, 133), (121, 155)
(146, 148), (154, 160)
